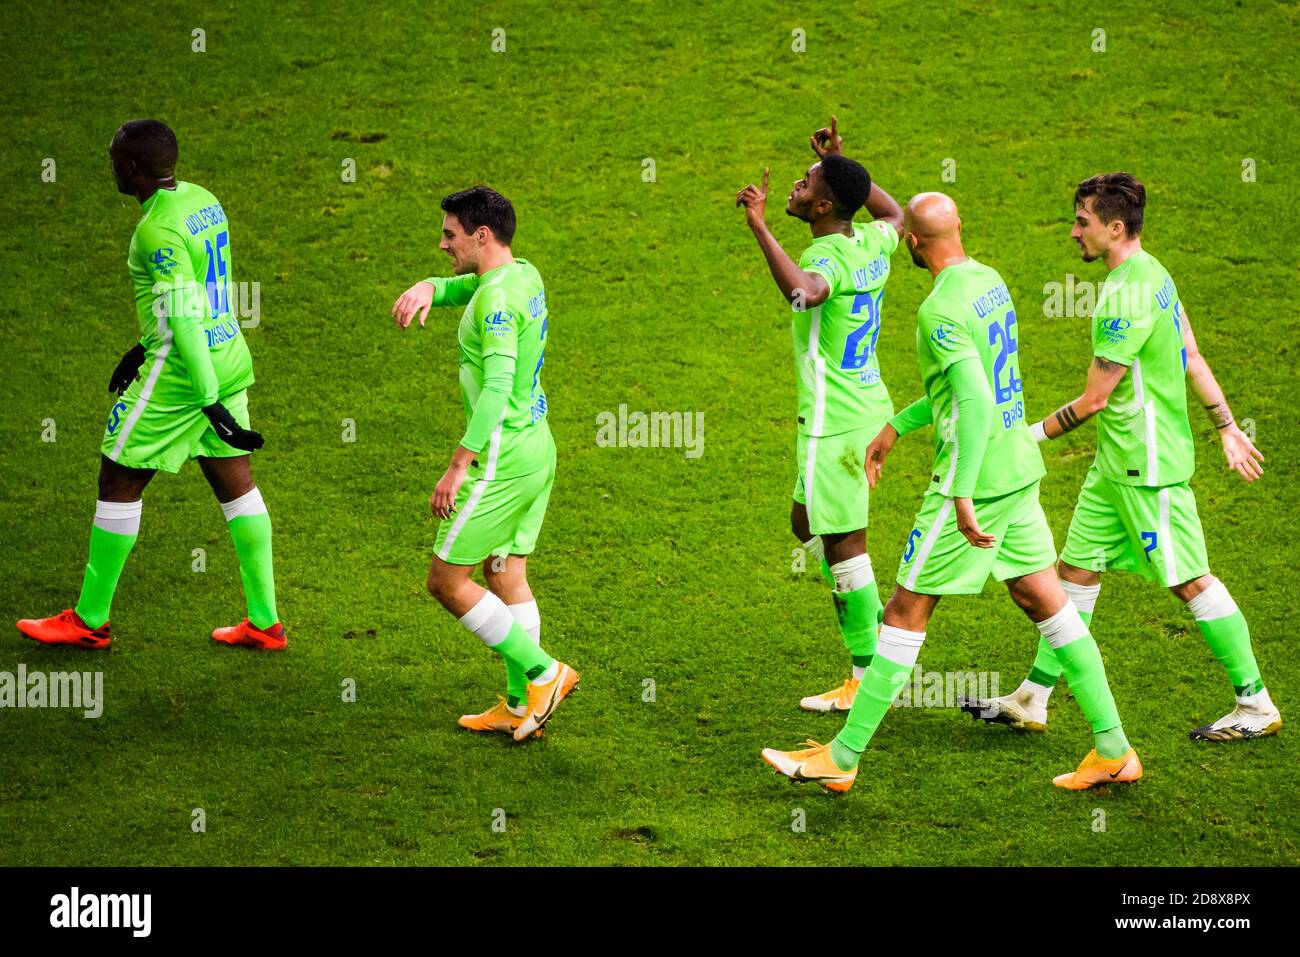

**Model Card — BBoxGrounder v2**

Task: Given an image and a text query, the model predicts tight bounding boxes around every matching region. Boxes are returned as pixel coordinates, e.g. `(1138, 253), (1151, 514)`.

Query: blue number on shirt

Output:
(1141, 530), (1158, 560)
(203, 230), (230, 318)
(902, 527), (922, 563)
(840, 290), (882, 370)
(530, 315), (548, 422)
(988, 309), (1023, 403)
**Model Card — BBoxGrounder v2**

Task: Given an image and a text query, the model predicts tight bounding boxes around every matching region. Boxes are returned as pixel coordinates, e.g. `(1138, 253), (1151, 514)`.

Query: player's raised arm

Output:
(1179, 309), (1264, 482)
(808, 117), (903, 237)
(736, 167), (832, 306)
(1031, 356), (1128, 441)
(864, 180), (904, 237)
(809, 114), (843, 158)
(392, 273), (481, 328)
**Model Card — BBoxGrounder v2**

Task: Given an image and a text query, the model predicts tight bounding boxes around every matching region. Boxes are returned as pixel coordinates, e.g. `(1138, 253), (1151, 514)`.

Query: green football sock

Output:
(495, 622), (554, 681)
(831, 653), (913, 769)
(74, 522), (138, 630)
(1025, 608), (1090, 687)
(833, 583), (882, 662)
(1196, 611), (1262, 696)
(819, 557), (834, 588)
(1053, 636), (1128, 758)
(1026, 637), (1063, 688)
(504, 605), (540, 708)
(505, 661), (527, 706)
(227, 511), (278, 630)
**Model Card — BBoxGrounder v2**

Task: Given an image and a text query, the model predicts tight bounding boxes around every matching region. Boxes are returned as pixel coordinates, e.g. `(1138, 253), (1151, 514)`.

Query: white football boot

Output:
(1189, 687), (1282, 742)
(959, 679), (1049, 732)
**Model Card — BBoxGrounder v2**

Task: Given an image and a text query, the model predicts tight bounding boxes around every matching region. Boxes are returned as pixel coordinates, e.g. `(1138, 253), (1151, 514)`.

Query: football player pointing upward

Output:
(392, 186), (577, 741)
(736, 117), (904, 718)
(969, 172), (1280, 741)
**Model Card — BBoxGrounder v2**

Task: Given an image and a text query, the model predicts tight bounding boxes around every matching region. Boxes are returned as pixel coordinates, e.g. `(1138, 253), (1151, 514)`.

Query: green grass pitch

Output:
(1, 0), (1297, 865)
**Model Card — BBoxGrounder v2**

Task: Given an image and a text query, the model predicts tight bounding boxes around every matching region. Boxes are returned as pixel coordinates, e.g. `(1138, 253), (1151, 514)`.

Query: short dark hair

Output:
(1075, 172), (1145, 237)
(115, 119), (178, 178)
(440, 186), (516, 245)
(819, 155), (873, 218)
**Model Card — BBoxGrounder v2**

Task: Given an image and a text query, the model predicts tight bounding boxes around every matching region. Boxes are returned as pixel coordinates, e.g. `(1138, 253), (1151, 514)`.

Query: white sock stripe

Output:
(507, 600), (541, 640)
(93, 499), (142, 536)
(830, 553), (875, 592)
(1060, 579), (1101, 614)
(95, 499), (143, 520)
(877, 624), (926, 667)
(220, 487), (267, 521)
(458, 591), (514, 647)
(1036, 602), (1090, 650)
(1186, 577), (1239, 622)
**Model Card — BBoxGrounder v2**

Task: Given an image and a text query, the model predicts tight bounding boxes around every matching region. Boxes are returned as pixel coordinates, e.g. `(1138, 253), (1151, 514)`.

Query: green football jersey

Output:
(792, 220), (898, 436)
(457, 259), (552, 479)
(1091, 250), (1194, 487)
(915, 259), (1045, 499)
(128, 182), (254, 406)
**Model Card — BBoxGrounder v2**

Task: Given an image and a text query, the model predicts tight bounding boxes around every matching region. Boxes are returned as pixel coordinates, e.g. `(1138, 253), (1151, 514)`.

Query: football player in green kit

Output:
(965, 172), (1281, 742)
(762, 192), (1141, 793)
(16, 120), (283, 651)
(392, 186), (577, 741)
(735, 117), (904, 718)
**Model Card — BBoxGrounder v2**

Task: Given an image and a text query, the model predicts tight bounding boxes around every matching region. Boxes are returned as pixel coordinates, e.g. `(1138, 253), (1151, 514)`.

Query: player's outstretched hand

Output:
(108, 342), (147, 395)
(954, 497), (996, 549)
(1220, 423), (1264, 483)
(430, 463), (467, 520)
(392, 281), (434, 329)
(810, 114), (843, 158)
(864, 423), (898, 488)
(203, 402), (265, 452)
(735, 168), (769, 230)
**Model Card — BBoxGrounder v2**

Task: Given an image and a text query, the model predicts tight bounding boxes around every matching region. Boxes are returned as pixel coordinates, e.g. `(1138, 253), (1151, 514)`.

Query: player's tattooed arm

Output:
(1180, 309), (1265, 482)
(1038, 356), (1129, 439)
(736, 168), (831, 307)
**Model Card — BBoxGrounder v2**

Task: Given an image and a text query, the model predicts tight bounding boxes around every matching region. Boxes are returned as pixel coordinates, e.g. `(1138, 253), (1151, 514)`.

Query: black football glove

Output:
(202, 402), (265, 451)
(108, 343), (147, 395)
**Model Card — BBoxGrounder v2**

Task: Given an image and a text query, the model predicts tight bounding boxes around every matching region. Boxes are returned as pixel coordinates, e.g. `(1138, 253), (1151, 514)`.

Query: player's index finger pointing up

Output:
(761, 167), (768, 194)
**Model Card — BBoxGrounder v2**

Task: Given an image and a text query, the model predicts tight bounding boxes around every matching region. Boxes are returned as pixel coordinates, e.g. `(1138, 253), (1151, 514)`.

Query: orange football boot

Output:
(513, 662), (579, 740)
(800, 677), (860, 713)
(16, 609), (112, 649)
(1052, 747), (1143, 790)
(459, 696), (542, 738)
(211, 618), (286, 651)
(761, 739), (858, 793)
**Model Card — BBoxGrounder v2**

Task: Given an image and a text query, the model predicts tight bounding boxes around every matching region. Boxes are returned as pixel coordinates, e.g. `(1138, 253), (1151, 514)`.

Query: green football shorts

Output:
(434, 441), (557, 566)
(101, 385), (251, 473)
(1059, 466), (1209, 587)
(895, 480), (1057, 595)
(793, 425), (878, 535)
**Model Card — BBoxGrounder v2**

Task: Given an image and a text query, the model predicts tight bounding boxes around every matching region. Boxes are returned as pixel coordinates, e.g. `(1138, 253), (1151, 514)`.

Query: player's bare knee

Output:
(1057, 559), (1099, 587)
(1169, 574), (1213, 604)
